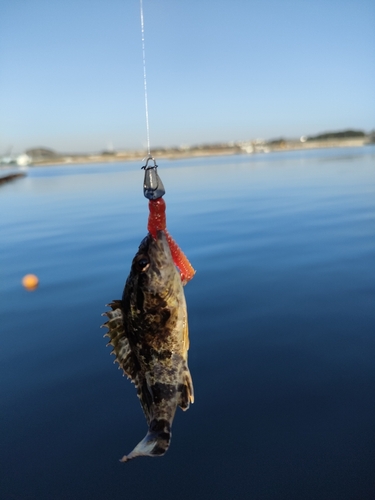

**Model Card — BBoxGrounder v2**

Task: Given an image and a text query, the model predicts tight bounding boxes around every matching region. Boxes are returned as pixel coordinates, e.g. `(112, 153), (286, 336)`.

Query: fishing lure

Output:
(147, 198), (195, 284)
(143, 158), (195, 284)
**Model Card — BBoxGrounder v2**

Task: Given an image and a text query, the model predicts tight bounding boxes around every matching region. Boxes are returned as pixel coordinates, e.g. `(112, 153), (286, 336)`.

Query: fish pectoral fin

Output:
(183, 316), (190, 351)
(102, 301), (141, 387)
(178, 368), (194, 410)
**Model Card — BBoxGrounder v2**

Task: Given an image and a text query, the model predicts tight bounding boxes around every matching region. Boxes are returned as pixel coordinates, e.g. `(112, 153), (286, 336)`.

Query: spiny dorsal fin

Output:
(102, 301), (142, 389)
(102, 302), (153, 424)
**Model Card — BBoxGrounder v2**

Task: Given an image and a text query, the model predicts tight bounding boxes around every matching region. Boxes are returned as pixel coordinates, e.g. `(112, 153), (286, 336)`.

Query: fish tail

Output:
(120, 419), (171, 462)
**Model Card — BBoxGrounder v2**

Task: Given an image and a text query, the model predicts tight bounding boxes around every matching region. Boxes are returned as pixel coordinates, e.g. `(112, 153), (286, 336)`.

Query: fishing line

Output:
(140, 0), (151, 156)
(139, 0), (165, 200)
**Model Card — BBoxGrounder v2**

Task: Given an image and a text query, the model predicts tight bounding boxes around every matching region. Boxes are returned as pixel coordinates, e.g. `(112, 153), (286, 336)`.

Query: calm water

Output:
(1, 147), (375, 500)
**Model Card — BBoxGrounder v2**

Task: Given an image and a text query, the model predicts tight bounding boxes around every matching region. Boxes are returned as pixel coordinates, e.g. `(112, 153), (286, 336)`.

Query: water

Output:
(1, 147), (374, 500)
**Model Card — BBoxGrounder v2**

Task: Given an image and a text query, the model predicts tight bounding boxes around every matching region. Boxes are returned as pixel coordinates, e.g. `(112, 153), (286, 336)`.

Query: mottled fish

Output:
(102, 230), (194, 461)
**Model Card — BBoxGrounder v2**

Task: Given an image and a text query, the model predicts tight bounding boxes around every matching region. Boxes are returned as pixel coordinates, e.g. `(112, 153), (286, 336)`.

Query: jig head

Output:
(142, 156), (165, 200)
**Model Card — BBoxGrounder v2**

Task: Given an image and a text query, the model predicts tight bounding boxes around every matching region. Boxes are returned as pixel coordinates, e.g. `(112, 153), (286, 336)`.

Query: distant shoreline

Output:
(28, 137), (373, 167)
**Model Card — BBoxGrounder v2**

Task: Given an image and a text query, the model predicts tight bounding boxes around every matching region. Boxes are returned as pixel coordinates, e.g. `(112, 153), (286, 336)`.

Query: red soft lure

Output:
(147, 198), (195, 284)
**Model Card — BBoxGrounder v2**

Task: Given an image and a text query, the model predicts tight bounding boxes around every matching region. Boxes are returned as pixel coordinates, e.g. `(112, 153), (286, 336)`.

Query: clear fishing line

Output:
(140, 0), (151, 156)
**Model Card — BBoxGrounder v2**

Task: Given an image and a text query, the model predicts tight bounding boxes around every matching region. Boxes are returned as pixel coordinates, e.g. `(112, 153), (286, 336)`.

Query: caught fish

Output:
(103, 230), (194, 461)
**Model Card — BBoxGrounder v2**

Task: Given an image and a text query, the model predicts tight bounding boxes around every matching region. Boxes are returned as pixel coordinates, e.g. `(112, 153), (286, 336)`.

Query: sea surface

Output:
(1, 147), (375, 500)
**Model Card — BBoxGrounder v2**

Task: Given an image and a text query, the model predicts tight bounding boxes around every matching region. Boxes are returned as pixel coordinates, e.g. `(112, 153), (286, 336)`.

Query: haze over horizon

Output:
(1, 0), (374, 155)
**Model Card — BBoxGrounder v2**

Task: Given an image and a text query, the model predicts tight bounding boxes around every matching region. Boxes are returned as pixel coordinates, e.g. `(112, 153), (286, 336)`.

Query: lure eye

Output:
(136, 256), (150, 272)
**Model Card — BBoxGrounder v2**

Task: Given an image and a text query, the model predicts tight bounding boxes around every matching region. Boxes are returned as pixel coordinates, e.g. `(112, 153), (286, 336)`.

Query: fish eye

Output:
(136, 256), (150, 271)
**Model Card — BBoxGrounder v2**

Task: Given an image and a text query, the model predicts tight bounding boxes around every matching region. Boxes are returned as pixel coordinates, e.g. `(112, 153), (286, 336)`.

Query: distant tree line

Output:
(307, 130), (365, 141)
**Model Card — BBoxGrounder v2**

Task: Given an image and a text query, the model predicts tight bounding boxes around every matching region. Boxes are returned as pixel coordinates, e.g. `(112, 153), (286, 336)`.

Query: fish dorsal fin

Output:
(102, 302), (153, 424)
(102, 301), (142, 389)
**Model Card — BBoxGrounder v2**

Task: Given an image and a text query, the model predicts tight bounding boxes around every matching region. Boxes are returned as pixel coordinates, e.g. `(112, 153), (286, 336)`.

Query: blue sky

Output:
(1, 0), (374, 154)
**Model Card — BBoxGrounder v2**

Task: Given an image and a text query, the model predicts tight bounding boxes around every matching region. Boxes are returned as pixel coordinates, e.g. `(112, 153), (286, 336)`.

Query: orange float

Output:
(22, 274), (39, 290)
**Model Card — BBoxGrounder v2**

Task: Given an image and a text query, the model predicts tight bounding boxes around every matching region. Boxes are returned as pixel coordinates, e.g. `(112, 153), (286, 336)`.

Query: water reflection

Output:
(1, 147), (375, 499)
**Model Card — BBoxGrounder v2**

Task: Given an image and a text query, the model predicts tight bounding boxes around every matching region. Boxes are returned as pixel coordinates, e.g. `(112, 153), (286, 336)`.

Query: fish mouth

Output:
(138, 230), (175, 280)
(146, 230), (172, 262)
(154, 230), (171, 253)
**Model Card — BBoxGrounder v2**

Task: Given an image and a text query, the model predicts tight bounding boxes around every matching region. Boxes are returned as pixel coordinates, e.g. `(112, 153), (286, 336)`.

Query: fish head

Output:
(129, 230), (179, 297)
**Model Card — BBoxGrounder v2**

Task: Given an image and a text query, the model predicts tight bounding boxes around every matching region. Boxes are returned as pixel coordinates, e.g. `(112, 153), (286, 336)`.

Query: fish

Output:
(102, 230), (194, 462)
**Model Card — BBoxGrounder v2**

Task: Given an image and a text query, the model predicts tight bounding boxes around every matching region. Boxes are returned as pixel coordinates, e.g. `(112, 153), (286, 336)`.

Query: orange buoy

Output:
(22, 274), (39, 291)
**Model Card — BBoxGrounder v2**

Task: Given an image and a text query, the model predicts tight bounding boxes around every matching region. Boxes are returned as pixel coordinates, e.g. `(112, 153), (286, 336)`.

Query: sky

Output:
(1, 0), (374, 154)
